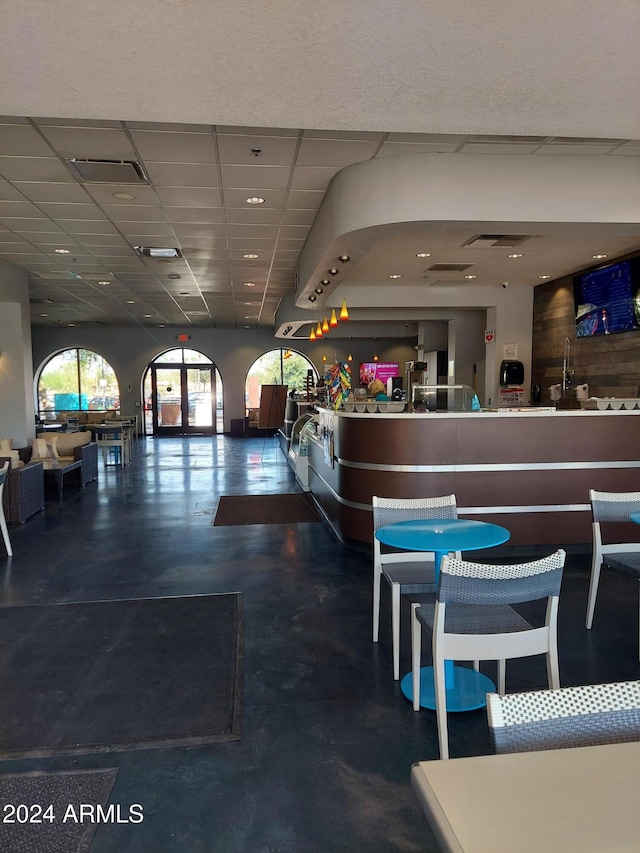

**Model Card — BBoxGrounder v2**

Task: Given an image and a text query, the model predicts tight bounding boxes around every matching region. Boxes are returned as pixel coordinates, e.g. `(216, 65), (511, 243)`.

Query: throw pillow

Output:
(0, 438), (13, 455)
(31, 436), (59, 460)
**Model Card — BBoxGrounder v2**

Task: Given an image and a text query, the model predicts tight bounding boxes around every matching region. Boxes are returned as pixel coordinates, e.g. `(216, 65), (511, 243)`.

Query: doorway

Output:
(148, 364), (217, 436)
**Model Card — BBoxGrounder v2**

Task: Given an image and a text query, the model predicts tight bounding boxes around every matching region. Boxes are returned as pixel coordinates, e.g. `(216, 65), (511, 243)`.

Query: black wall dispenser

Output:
(499, 360), (525, 386)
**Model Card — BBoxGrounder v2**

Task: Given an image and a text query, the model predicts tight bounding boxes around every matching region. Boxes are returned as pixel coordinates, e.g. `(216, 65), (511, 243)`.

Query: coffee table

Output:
(42, 459), (83, 503)
(375, 518), (510, 711)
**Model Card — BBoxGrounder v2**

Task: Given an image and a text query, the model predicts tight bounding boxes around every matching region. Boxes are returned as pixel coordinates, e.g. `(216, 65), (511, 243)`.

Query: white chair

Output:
(487, 680), (640, 754)
(0, 462), (13, 556)
(585, 489), (640, 658)
(372, 495), (458, 680)
(94, 424), (128, 466)
(411, 549), (566, 759)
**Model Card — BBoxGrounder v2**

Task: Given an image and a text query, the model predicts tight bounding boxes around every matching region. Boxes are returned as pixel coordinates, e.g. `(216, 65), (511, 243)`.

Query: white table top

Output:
(411, 741), (640, 853)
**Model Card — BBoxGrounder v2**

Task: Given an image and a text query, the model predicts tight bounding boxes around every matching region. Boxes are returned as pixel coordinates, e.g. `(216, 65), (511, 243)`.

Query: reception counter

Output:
(307, 407), (640, 548)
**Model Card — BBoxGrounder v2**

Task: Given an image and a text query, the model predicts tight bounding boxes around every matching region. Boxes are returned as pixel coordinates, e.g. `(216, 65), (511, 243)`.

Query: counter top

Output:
(320, 406), (640, 419)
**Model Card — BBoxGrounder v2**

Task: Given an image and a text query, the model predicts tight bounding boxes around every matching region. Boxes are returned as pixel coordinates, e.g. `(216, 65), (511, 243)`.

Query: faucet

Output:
(562, 336), (573, 393)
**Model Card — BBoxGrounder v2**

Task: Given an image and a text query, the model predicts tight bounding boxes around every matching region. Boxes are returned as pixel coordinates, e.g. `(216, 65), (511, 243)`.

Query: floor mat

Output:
(0, 768), (118, 853)
(0, 593), (243, 758)
(213, 493), (321, 525)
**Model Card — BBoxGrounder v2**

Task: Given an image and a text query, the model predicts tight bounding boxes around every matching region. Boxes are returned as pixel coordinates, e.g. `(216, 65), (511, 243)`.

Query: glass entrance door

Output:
(150, 365), (216, 435)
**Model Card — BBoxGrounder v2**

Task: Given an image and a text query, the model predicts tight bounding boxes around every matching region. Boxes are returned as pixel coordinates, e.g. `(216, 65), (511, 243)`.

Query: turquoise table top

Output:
(631, 511), (640, 525)
(375, 517), (510, 556)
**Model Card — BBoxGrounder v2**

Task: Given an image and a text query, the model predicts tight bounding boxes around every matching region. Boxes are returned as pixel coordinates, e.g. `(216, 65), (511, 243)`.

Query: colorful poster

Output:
(359, 362), (399, 386)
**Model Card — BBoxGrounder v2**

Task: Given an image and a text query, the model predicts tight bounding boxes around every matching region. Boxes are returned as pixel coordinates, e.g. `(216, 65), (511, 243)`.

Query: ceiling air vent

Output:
(135, 246), (183, 259)
(462, 234), (530, 249)
(427, 263), (474, 273)
(30, 297), (54, 304)
(65, 158), (149, 184)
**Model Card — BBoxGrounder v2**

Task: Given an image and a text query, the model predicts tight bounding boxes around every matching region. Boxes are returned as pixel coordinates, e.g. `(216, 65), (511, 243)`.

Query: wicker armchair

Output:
(0, 456), (45, 524)
(487, 680), (640, 754)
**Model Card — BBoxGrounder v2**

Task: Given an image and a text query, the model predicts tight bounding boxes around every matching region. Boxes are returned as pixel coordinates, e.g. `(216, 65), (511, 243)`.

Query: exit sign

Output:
(176, 334), (191, 342)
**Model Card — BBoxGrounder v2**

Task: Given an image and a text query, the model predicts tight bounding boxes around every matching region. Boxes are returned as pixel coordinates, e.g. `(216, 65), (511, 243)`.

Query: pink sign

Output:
(359, 362), (399, 386)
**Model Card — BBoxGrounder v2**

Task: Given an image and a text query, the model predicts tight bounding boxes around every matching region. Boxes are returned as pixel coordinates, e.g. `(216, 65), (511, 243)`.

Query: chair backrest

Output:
(0, 461), (7, 488)
(438, 549), (565, 605)
(372, 495), (457, 533)
(590, 489), (640, 524)
(487, 680), (640, 754)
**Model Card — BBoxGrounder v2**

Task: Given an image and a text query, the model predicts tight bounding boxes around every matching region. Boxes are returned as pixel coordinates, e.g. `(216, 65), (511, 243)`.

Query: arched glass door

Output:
(144, 349), (222, 436)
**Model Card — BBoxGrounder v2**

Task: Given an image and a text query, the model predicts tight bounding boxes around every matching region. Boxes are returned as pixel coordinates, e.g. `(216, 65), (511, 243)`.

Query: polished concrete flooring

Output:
(1, 435), (640, 852)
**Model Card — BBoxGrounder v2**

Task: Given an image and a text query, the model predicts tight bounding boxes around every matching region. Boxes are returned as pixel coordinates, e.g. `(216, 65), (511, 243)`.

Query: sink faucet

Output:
(562, 336), (573, 393)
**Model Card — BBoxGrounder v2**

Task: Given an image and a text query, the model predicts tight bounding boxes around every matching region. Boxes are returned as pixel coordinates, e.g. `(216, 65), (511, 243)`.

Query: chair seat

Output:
(382, 562), (436, 592)
(605, 554), (640, 577)
(416, 602), (532, 635)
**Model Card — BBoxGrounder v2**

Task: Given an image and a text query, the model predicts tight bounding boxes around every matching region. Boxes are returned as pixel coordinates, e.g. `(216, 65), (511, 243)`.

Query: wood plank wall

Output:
(532, 262), (640, 407)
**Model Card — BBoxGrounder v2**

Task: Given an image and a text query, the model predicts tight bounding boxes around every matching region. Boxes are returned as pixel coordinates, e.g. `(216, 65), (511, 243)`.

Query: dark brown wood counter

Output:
(307, 408), (640, 548)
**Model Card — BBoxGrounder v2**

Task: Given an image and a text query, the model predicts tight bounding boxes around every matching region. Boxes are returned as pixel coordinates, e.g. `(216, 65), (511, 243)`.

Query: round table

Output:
(375, 517), (510, 712)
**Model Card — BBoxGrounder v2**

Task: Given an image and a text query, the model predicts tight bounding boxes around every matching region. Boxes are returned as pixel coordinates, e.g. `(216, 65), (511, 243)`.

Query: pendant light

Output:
(347, 353), (353, 362)
(316, 321), (323, 338)
(330, 308), (338, 327)
(309, 326), (316, 341)
(340, 299), (349, 321)
(322, 316), (330, 333)
(373, 353), (379, 362)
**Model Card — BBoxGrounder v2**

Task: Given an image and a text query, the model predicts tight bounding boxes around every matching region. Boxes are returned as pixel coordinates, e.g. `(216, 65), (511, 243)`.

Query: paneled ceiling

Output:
(1, 117), (639, 331)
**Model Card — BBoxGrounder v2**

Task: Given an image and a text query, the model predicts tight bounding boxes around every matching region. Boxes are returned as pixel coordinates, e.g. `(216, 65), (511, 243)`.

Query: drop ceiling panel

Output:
(164, 207), (224, 224)
(287, 190), (324, 209)
(74, 234), (131, 247)
(101, 204), (165, 222)
(458, 143), (542, 154)
(220, 164), (292, 190)
(0, 157), (75, 183)
(222, 188), (286, 208)
(83, 184), (160, 205)
(0, 200), (47, 218)
(303, 129), (385, 142)
(155, 186), (221, 207)
(0, 123), (57, 156)
(38, 126), (136, 160)
(39, 202), (108, 220)
(59, 220), (120, 235)
(129, 130), (217, 164)
(290, 166), (340, 191)
(226, 206), (282, 225)
(226, 223), (279, 239)
(282, 208), (317, 226)
(143, 162), (218, 187)
(297, 137), (380, 167)
(217, 134), (299, 166)
(0, 181), (26, 201)
(13, 181), (94, 203)
(535, 144), (620, 156)
(376, 141), (462, 156)
(116, 222), (175, 237)
(9, 219), (65, 233)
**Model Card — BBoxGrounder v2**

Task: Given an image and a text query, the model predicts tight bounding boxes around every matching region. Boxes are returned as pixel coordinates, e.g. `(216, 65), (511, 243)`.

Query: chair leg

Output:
(585, 551), (602, 629)
(392, 582), (401, 680)
(373, 564), (382, 642)
(497, 660), (506, 695)
(411, 603), (421, 711)
(433, 647), (449, 759)
(0, 506), (12, 557)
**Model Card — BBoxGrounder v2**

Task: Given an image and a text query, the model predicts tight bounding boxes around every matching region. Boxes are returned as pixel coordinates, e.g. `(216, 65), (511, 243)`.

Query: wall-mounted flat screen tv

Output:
(574, 258), (640, 337)
(359, 362), (399, 386)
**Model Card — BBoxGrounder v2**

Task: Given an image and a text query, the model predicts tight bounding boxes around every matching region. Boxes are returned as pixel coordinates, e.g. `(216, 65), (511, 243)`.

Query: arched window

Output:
(37, 349), (119, 419)
(245, 349), (318, 411)
(142, 348), (222, 436)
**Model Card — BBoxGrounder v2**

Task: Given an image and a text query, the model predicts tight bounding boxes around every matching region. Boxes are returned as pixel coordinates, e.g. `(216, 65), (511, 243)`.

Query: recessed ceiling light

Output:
(243, 282), (256, 287)
(538, 274), (551, 280)
(245, 196), (265, 205)
(592, 253), (608, 259)
(416, 252), (431, 258)
(54, 248), (70, 254)
(244, 325), (251, 328)
(338, 255), (350, 263)
(320, 279), (331, 286)
(389, 274), (402, 279)
(308, 295), (317, 302)
(144, 314), (153, 318)
(180, 292), (190, 296)
(168, 273), (181, 280)
(314, 287), (324, 295)
(97, 280), (111, 286)
(126, 300), (136, 304)
(113, 192), (135, 200)
(158, 324), (165, 328)
(328, 268), (339, 276)
(508, 253), (523, 259)
(67, 323), (75, 327)
(243, 315), (252, 319)
(464, 274), (477, 279)
(40, 313), (48, 317)
(243, 253), (259, 259)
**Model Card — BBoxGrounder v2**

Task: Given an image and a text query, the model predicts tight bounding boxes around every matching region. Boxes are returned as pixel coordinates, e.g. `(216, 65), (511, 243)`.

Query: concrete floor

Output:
(1, 435), (639, 852)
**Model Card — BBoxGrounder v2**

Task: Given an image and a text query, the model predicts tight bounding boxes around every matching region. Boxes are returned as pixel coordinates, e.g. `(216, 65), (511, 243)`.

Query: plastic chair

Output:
(585, 489), (640, 658)
(0, 462), (13, 556)
(411, 549), (566, 759)
(487, 680), (640, 754)
(372, 495), (458, 680)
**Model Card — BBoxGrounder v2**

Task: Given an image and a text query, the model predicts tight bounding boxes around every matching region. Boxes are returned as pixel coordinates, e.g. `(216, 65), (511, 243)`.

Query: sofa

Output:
(0, 439), (45, 524)
(28, 432), (99, 486)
